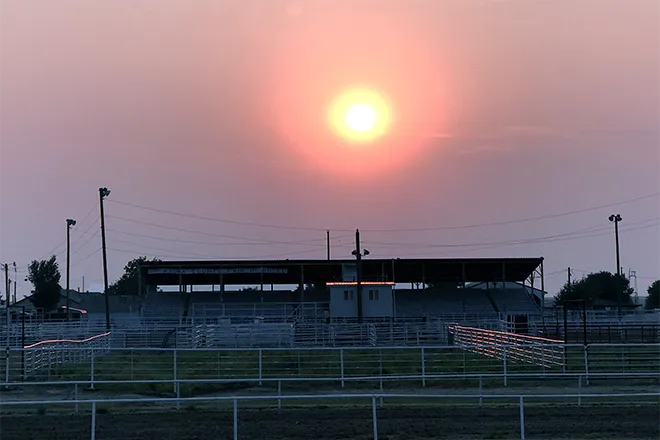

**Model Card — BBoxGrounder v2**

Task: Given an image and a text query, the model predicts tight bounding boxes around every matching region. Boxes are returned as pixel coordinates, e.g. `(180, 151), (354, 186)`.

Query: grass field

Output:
(13, 346), (571, 380)
(3, 344), (658, 397)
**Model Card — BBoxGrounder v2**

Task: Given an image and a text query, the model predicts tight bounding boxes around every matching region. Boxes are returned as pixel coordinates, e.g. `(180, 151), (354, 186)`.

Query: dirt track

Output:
(1, 403), (658, 440)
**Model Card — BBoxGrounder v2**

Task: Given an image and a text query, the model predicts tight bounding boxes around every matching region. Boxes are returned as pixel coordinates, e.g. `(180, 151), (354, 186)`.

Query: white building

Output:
(327, 281), (394, 318)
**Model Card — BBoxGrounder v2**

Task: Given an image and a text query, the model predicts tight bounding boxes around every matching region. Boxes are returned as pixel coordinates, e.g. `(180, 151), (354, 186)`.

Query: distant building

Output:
(327, 282), (394, 318)
(12, 288), (82, 312)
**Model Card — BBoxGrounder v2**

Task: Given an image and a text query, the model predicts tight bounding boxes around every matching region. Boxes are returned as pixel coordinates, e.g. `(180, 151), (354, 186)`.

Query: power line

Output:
(107, 215), (348, 245)
(33, 200), (100, 261)
(107, 192), (659, 233)
(110, 237), (262, 259)
(70, 230), (100, 257)
(108, 246), (329, 261)
(366, 218), (659, 249)
(70, 216), (100, 249)
(71, 247), (101, 267)
(102, 228), (352, 247)
(36, 239), (66, 261)
(107, 199), (332, 232)
(382, 222), (660, 260)
(73, 201), (100, 233)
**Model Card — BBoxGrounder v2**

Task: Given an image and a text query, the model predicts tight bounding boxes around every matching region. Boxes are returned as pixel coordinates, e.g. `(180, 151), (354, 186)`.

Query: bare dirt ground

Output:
(1, 403), (658, 440)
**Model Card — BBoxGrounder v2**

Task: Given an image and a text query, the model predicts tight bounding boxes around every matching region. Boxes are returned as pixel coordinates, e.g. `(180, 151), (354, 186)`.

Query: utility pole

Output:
(608, 214), (623, 317)
(326, 230), (331, 260)
(567, 267), (572, 286)
(351, 229), (370, 324)
(66, 218), (76, 322)
(12, 262), (17, 304)
(99, 187), (112, 330)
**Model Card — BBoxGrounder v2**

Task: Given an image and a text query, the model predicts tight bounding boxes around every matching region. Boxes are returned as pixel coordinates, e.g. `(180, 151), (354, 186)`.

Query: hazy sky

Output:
(1, 0), (658, 299)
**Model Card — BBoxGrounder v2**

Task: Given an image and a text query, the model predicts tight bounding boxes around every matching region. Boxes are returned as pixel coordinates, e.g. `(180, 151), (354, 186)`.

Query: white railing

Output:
(1, 392), (658, 440)
(449, 325), (565, 370)
(16, 332), (111, 381)
(4, 343), (659, 389)
(3, 315), (658, 351)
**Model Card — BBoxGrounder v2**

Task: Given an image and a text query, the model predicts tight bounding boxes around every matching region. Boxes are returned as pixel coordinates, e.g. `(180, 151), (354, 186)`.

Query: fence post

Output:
(583, 346), (589, 385)
(173, 349), (178, 394)
(519, 396), (525, 440)
(372, 396), (379, 440)
(233, 398), (238, 440)
(278, 380), (282, 409)
(578, 375), (582, 406)
(503, 346), (508, 387)
(89, 351), (95, 390)
(379, 350), (383, 391)
(478, 376), (483, 408)
(340, 348), (345, 388)
(4, 347), (9, 384)
(258, 349), (263, 386)
(421, 347), (426, 387)
(75, 383), (79, 413)
(91, 401), (97, 440)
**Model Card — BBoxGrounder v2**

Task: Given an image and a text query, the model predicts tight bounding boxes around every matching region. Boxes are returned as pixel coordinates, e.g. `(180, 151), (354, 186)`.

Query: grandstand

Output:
(6, 257), (658, 350)
(125, 258), (547, 347)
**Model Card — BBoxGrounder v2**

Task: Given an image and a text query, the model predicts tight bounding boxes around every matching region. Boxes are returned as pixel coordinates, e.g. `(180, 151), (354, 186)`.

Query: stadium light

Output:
(99, 187), (111, 330)
(608, 214), (622, 317)
(66, 219), (76, 322)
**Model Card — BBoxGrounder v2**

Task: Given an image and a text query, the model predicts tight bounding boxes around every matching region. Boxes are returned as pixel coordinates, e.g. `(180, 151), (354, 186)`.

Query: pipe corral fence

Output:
(1, 324), (659, 440)
(2, 328), (658, 391)
(1, 392), (659, 440)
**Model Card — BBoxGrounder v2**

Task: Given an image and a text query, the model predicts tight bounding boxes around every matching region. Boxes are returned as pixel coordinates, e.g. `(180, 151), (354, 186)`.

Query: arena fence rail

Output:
(2, 343), (659, 392)
(1, 392), (658, 440)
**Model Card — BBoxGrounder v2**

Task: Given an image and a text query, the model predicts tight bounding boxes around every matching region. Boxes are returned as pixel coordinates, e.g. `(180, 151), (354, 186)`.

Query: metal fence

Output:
(1, 392), (658, 440)
(3, 343), (659, 392)
(449, 325), (565, 369)
(20, 332), (111, 380)
(1, 319), (451, 348)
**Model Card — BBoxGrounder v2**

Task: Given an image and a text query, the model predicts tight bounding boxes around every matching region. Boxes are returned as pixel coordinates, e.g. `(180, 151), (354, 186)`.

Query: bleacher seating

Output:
(394, 288), (499, 319)
(488, 288), (541, 315)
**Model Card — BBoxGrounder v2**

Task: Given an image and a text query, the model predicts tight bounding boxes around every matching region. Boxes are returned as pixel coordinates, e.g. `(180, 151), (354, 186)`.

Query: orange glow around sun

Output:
(328, 88), (391, 143)
(266, 11), (455, 179)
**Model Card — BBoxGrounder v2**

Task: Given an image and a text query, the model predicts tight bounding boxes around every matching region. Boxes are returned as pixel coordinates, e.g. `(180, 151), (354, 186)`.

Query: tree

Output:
(28, 256), (62, 311)
(108, 256), (160, 295)
(555, 271), (634, 307)
(645, 280), (659, 309)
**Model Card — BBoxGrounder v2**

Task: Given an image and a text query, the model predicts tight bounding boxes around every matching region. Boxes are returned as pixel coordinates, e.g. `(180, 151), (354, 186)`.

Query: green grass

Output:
(5, 344), (658, 396)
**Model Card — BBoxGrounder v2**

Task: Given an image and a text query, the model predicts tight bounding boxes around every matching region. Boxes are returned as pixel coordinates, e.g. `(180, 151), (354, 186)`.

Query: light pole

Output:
(66, 219), (76, 322)
(351, 229), (370, 324)
(608, 214), (622, 317)
(99, 187), (111, 330)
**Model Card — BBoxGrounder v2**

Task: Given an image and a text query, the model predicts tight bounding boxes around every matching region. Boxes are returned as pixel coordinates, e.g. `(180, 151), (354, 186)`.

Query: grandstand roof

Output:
(139, 257), (543, 287)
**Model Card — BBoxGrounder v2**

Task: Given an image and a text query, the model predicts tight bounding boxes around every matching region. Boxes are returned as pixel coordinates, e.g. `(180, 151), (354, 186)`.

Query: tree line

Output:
(24, 255), (159, 311)
(20, 256), (660, 311)
(554, 271), (658, 310)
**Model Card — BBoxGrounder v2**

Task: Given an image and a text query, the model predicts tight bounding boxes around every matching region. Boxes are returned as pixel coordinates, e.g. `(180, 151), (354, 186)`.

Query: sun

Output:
(328, 88), (392, 143)
(345, 104), (377, 132)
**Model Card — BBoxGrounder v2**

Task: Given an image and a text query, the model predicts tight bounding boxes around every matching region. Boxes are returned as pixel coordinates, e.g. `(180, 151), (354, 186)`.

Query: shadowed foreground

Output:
(1, 404), (658, 440)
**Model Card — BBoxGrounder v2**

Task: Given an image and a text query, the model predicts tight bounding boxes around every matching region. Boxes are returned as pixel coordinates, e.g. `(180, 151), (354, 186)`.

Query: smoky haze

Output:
(0, 0), (658, 298)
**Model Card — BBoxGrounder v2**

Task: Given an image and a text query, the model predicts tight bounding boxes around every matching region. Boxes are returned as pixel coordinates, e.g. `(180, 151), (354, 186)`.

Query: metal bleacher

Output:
(394, 288), (501, 319)
(488, 288), (541, 315)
